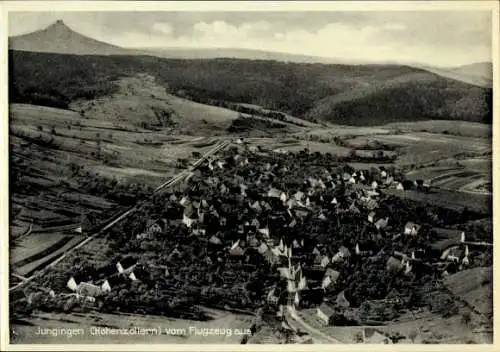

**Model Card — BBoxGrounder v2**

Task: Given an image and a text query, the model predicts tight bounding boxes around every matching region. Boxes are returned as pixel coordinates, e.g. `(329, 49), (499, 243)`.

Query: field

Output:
(10, 309), (253, 344)
(343, 132), (490, 165)
(245, 137), (352, 156)
(406, 166), (491, 193)
(10, 233), (85, 277)
(383, 120), (491, 138)
(9, 95), (236, 230)
(296, 306), (491, 344)
(383, 188), (491, 215)
(10, 234), (70, 264)
(9, 90), (240, 285)
(444, 267), (493, 317)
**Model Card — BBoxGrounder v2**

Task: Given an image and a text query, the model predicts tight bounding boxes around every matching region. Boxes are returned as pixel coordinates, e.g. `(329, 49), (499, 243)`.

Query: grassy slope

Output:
(8, 98), (230, 239)
(9, 50), (492, 126)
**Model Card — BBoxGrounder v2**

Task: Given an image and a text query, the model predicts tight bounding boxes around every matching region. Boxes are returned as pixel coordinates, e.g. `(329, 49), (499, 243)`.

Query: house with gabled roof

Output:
(77, 282), (102, 298)
(362, 328), (393, 344)
(319, 255), (330, 268)
(404, 222), (421, 236)
(209, 234), (222, 245)
(267, 187), (281, 198)
(375, 217), (389, 230)
(249, 200), (262, 212)
(182, 204), (198, 228)
(145, 219), (164, 235)
(322, 268), (340, 290)
(349, 202), (361, 214)
(267, 286), (280, 305)
(67, 275), (83, 292)
(101, 274), (128, 293)
(368, 211), (376, 223)
(440, 245), (464, 263)
(262, 248), (279, 265)
(94, 263), (118, 280)
(229, 240), (245, 257)
(286, 279), (297, 293)
(278, 267), (293, 280)
(257, 241), (269, 254)
(317, 302), (336, 325)
(384, 176), (394, 186)
(335, 290), (350, 309)
(67, 269), (95, 292)
(332, 246), (351, 263)
(247, 235), (260, 247)
(116, 256), (137, 274)
(366, 190), (379, 198)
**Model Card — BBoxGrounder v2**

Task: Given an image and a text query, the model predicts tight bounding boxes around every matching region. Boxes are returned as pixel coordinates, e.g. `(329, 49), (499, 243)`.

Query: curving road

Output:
(284, 309), (343, 344)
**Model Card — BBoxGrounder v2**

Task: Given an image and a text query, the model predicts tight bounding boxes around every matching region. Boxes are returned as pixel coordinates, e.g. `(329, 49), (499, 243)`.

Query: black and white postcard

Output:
(1, 1), (497, 350)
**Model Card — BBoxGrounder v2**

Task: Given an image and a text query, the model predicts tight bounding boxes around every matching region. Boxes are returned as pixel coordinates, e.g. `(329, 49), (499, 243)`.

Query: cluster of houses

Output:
(64, 256), (142, 302)
(20, 139), (486, 343)
(151, 144), (477, 327)
(183, 143), (477, 298)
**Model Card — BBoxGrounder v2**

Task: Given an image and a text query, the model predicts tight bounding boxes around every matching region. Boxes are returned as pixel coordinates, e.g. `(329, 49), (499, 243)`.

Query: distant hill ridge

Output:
(9, 20), (492, 88)
(9, 20), (144, 56)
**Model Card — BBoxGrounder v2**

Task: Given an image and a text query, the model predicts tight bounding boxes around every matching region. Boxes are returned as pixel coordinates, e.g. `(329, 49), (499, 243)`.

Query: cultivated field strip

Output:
(9, 139), (231, 292)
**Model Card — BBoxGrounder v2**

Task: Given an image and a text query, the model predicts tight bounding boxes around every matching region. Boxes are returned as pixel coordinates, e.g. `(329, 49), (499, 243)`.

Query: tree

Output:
(96, 133), (102, 160)
(408, 329), (418, 343)
(461, 311), (472, 326)
(348, 149), (357, 160)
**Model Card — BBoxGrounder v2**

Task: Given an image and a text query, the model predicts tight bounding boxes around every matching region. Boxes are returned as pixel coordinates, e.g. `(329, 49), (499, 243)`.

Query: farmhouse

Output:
(375, 217), (389, 230)
(209, 234), (222, 245)
(321, 268), (340, 289)
(229, 240), (245, 257)
(368, 211), (376, 223)
(335, 290), (350, 309)
(332, 246), (351, 263)
(66, 270), (95, 292)
(101, 274), (128, 293)
(440, 245), (465, 263)
(404, 222), (421, 236)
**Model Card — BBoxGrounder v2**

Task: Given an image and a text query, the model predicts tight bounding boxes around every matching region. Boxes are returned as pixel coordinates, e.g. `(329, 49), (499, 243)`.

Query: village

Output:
(11, 138), (492, 344)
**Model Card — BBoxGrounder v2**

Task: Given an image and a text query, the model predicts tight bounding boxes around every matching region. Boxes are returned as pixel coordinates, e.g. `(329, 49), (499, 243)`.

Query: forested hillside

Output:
(9, 50), (492, 125)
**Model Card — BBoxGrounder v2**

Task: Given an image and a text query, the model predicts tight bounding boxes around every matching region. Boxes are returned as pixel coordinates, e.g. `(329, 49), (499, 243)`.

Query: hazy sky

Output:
(8, 11), (492, 66)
